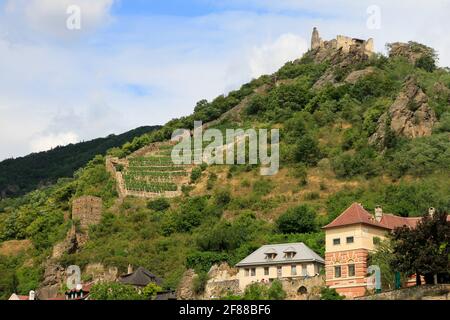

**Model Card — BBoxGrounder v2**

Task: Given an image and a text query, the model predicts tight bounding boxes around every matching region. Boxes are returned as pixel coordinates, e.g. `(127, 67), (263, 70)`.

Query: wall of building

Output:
(325, 224), (388, 253)
(324, 224), (390, 298)
(237, 262), (321, 290)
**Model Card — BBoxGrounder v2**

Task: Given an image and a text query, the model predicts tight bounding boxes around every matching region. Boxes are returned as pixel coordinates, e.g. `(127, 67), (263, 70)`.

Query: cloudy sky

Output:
(0, 0), (449, 160)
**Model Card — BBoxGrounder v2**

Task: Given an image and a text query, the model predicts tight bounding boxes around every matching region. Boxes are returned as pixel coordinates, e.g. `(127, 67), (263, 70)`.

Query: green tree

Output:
(267, 279), (286, 300)
(142, 283), (163, 300)
(89, 282), (144, 300)
(276, 205), (317, 234)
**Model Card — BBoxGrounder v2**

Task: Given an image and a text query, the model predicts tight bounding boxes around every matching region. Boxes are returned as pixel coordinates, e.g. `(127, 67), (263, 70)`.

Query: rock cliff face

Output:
(369, 76), (437, 148)
(388, 42), (435, 65)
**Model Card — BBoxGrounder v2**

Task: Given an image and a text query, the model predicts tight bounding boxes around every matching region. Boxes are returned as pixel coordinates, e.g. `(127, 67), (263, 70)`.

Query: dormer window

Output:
(283, 246), (297, 259)
(264, 248), (277, 260)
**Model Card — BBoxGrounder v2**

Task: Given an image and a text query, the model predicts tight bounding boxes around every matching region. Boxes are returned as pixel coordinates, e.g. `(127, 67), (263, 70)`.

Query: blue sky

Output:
(0, 0), (450, 160)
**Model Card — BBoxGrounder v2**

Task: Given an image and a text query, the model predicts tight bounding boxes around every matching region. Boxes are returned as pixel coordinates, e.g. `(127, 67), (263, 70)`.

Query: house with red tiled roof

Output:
(322, 203), (448, 298)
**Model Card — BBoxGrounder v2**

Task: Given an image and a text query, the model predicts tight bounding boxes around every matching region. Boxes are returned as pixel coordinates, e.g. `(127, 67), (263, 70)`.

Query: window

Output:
(346, 236), (354, 244)
(264, 267), (269, 276)
(244, 269), (249, 277)
(251, 268), (256, 276)
(348, 264), (355, 277)
(302, 264), (308, 276)
(291, 265), (297, 276)
(277, 266), (282, 277)
(333, 238), (341, 245)
(334, 266), (341, 278)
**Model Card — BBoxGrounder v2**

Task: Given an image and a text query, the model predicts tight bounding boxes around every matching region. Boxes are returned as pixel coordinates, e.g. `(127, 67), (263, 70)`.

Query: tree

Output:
(368, 240), (400, 290)
(142, 283), (163, 300)
(267, 279), (286, 300)
(390, 211), (450, 285)
(276, 205), (317, 234)
(242, 281), (287, 300)
(89, 282), (143, 300)
(294, 135), (321, 166)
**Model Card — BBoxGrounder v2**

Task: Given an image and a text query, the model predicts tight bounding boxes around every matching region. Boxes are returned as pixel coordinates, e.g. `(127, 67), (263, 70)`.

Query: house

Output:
(65, 283), (92, 300)
(235, 243), (325, 290)
(118, 266), (163, 288)
(322, 203), (449, 298)
(8, 291), (34, 301)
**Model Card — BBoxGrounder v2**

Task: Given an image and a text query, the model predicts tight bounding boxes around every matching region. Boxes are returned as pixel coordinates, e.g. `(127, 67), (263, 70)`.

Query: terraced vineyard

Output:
(120, 144), (191, 197)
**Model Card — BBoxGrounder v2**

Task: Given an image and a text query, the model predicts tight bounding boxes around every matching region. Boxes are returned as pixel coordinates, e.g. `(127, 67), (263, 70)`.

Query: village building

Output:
(235, 243), (325, 290)
(65, 284), (92, 300)
(118, 265), (163, 288)
(323, 203), (449, 298)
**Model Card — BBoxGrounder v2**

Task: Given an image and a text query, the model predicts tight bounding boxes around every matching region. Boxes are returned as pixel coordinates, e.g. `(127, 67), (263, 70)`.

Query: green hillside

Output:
(0, 39), (449, 299)
(0, 126), (160, 199)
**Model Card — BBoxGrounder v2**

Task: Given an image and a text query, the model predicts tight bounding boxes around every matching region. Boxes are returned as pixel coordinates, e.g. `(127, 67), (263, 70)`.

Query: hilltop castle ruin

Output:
(311, 27), (374, 57)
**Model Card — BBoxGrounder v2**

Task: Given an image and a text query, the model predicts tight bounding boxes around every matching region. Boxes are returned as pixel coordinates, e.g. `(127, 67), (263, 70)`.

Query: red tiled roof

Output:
(323, 203), (386, 229)
(17, 295), (29, 300)
(322, 203), (443, 230)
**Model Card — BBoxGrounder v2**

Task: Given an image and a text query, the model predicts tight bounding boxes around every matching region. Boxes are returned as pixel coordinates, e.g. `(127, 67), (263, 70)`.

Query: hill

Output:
(0, 126), (160, 199)
(0, 30), (449, 299)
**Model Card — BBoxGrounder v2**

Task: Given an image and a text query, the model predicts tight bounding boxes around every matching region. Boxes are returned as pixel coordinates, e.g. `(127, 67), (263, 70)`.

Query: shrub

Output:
(214, 189), (231, 207)
(267, 279), (287, 300)
(252, 179), (273, 197)
(147, 198), (170, 212)
(320, 287), (344, 300)
(192, 272), (209, 295)
(276, 205), (317, 234)
(190, 167), (202, 183)
(89, 282), (144, 300)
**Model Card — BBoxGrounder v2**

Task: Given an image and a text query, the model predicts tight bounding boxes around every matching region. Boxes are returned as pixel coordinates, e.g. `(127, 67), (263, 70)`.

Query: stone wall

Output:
(355, 284), (450, 300)
(71, 196), (102, 231)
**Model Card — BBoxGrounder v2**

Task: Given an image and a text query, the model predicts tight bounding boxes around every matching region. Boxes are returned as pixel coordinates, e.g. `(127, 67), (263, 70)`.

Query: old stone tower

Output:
(71, 196), (102, 231)
(310, 27), (374, 56)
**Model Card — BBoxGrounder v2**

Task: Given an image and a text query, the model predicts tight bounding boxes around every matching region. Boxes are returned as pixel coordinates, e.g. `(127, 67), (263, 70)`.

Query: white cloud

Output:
(3, 0), (115, 39)
(249, 33), (308, 78)
(0, 1), (450, 161)
(30, 132), (79, 153)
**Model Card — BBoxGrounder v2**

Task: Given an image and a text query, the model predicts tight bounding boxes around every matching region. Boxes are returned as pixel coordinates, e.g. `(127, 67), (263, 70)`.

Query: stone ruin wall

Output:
(72, 196), (103, 231)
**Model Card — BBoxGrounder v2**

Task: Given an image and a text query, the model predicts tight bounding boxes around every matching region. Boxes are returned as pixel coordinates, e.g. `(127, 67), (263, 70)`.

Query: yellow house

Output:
(235, 243), (324, 290)
(322, 203), (434, 298)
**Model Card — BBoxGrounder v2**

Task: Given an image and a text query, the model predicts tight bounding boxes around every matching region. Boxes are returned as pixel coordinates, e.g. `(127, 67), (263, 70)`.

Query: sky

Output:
(0, 0), (450, 160)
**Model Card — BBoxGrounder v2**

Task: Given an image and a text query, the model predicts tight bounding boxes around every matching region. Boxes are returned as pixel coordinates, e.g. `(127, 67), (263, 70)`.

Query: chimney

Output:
(375, 206), (383, 222)
(29, 290), (35, 301)
(429, 207), (435, 217)
(127, 264), (133, 274)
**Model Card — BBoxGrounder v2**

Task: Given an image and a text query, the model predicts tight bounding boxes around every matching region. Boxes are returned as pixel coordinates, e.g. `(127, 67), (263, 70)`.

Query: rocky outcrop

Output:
(388, 41), (435, 65)
(369, 76), (437, 148)
(204, 263), (240, 299)
(36, 263), (66, 300)
(344, 67), (376, 84)
(177, 269), (199, 300)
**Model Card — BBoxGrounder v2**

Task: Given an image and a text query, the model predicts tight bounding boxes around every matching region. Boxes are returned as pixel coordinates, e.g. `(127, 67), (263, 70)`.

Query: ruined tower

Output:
(311, 27), (322, 50)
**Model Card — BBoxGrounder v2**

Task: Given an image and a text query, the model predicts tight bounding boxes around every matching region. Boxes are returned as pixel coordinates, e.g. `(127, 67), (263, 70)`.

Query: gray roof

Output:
(118, 266), (163, 287)
(235, 242), (325, 267)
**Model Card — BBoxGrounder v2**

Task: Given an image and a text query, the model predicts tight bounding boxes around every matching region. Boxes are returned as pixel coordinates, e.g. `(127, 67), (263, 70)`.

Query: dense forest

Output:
(0, 126), (160, 198)
(0, 39), (449, 299)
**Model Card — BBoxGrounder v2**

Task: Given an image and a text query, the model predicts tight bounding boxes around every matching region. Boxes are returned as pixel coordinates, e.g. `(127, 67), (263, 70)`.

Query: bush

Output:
(192, 272), (209, 295)
(276, 205), (317, 234)
(214, 189), (231, 207)
(190, 167), (202, 183)
(320, 287), (344, 300)
(267, 279), (286, 300)
(147, 198), (170, 211)
(142, 283), (163, 300)
(89, 282), (144, 300)
(252, 179), (273, 196)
